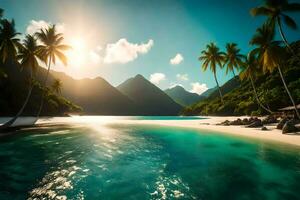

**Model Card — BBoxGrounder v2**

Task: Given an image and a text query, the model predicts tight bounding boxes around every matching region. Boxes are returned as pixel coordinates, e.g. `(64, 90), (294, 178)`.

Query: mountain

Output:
(206, 76), (240, 100)
(164, 85), (204, 106)
(199, 87), (216, 98)
(0, 61), (81, 116)
(117, 74), (182, 115)
(49, 71), (137, 115)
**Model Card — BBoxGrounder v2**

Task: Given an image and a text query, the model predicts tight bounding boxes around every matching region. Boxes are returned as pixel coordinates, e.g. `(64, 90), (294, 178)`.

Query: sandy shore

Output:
(120, 116), (300, 147)
(1, 116), (300, 147)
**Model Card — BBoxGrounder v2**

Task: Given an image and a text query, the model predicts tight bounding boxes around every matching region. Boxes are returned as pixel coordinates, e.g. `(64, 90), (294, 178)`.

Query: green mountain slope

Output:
(0, 61), (81, 116)
(199, 87), (216, 98)
(206, 77), (240, 100)
(182, 42), (300, 116)
(164, 85), (204, 106)
(117, 74), (183, 115)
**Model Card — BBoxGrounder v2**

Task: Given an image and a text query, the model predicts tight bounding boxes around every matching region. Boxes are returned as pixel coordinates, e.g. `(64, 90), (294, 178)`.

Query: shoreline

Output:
(1, 116), (300, 147)
(118, 116), (300, 147)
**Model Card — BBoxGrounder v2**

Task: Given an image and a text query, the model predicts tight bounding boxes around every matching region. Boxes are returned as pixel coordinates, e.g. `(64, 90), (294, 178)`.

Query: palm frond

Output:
(281, 14), (297, 29)
(250, 7), (273, 16)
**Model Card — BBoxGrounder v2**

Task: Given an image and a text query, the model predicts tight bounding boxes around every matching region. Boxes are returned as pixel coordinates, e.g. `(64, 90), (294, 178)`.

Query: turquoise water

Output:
(0, 117), (300, 200)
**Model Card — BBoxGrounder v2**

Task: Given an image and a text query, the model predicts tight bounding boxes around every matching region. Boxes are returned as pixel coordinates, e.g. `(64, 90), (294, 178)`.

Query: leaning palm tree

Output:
(240, 51), (273, 114)
(199, 43), (225, 104)
(250, 0), (300, 52)
(0, 35), (42, 129)
(0, 19), (21, 63)
(224, 43), (244, 77)
(35, 25), (70, 117)
(250, 22), (300, 119)
(51, 79), (62, 94)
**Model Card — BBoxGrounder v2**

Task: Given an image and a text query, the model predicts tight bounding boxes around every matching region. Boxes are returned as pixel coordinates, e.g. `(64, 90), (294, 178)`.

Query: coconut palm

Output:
(0, 35), (42, 129)
(250, 22), (300, 119)
(35, 25), (70, 117)
(224, 43), (244, 77)
(0, 19), (21, 63)
(0, 8), (7, 78)
(51, 79), (62, 94)
(250, 0), (300, 52)
(0, 8), (3, 18)
(199, 43), (225, 104)
(240, 51), (273, 114)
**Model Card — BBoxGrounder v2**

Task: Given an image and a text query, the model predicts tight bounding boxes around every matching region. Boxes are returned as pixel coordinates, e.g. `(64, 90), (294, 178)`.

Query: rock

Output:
(277, 117), (289, 130)
(282, 120), (299, 134)
(229, 118), (243, 125)
(262, 115), (278, 124)
(217, 120), (230, 126)
(242, 118), (249, 125)
(246, 119), (263, 128)
(261, 126), (268, 131)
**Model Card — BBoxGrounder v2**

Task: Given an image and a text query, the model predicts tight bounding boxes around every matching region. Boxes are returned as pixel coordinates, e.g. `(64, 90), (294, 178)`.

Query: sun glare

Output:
(66, 37), (87, 67)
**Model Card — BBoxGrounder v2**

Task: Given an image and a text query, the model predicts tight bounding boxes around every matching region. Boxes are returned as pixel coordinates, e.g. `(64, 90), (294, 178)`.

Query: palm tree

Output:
(0, 9), (5, 78)
(35, 25), (70, 117)
(51, 79), (62, 94)
(0, 19), (21, 63)
(250, 22), (300, 119)
(199, 43), (225, 104)
(250, 0), (300, 52)
(1, 35), (42, 129)
(224, 43), (244, 77)
(0, 8), (3, 18)
(240, 51), (273, 114)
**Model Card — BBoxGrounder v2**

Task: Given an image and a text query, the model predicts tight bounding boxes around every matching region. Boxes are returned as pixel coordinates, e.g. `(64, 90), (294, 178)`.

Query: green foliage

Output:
(183, 41), (300, 116)
(0, 62), (82, 116)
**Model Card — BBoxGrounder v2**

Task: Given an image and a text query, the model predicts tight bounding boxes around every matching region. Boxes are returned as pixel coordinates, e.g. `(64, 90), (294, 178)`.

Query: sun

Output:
(66, 37), (87, 67)
(71, 38), (85, 50)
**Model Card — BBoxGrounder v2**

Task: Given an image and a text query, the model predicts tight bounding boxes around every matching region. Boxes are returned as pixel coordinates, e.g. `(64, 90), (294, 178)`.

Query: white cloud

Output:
(150, 73), (166, 85)
(190, 82), (208, 95)
(26, 20), (65, 35)
(176, 73), (189, 81)
(170, 53), (184, 65)
(89, 50), (102, 64)
(103, 38), (154, 64)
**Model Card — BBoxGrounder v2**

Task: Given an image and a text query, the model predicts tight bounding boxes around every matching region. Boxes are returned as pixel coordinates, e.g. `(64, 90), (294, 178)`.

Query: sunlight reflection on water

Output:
(0, 116), (299, 200)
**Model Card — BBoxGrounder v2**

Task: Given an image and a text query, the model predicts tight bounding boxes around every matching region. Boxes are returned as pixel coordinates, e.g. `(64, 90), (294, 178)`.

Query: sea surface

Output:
(0, 116), (299, 200)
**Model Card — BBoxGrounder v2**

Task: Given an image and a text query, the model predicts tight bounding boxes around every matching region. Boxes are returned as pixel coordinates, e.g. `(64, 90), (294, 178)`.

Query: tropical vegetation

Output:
(199, 43), (225, 104)
(188, 0), (300, 118)
(0, 8), (81, 125)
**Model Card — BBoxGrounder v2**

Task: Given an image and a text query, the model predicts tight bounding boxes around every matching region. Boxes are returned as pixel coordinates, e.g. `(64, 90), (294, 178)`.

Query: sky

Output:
(1, 0), (300, 94)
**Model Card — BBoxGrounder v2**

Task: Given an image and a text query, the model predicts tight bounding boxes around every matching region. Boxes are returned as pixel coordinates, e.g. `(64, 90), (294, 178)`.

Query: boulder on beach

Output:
(277, 118), (290, 130)
(282, 120), (299, 134)
(261, 126), (268, 131)
(262, 115), (278, 124)
(229, 118), (243, 125)
(246, 119), (263, 128)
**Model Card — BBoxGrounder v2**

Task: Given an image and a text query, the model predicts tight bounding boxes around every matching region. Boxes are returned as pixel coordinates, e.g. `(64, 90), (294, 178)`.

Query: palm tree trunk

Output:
(37, 56), (52, 118)
(214, 72), (224, 104)
(277, 17), (299, 60)
(277, 65), (300, 119)
(249, 73), (273, 114)
(0, 71), (34, 129)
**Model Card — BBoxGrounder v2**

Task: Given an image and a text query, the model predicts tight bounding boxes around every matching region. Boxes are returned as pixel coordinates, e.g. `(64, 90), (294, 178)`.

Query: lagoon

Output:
(0, 116), (300, 199)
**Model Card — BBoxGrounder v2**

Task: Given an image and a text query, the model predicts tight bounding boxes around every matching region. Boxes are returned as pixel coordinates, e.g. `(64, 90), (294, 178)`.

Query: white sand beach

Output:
(120, 116), (300, 147)
(1, 116), (300, 147)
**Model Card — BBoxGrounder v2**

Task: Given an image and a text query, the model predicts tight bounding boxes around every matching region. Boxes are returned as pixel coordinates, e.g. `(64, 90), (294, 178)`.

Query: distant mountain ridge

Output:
(206, 77), (240, 100)
(117, 74), (182, 115)
(199, 87), (217, 98)
(164, 85), (204, 106)
(50, 71), (137, 115)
